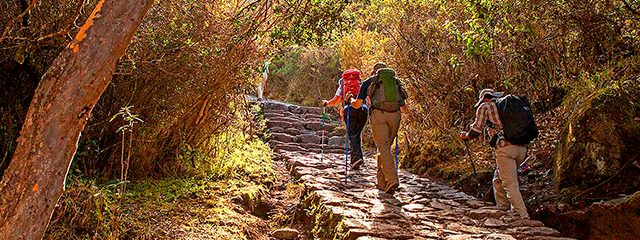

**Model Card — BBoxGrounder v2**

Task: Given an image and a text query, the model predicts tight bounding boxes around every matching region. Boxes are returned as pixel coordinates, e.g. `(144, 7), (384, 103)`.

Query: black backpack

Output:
(494, 95), (539, 145)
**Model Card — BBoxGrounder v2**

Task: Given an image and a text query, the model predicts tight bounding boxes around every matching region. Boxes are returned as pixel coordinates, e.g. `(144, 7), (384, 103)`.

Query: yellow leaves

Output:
(338, 29), (390, 76)
(625, 19), (634, 27)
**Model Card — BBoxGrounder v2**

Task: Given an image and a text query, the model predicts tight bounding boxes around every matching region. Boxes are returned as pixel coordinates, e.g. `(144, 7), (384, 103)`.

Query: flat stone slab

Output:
(305, 121), (324, 131)
(484, 218), (506, 228)
(328, 136), (346, 146)
(266, 120), (295, 129)
(469, 209), (506, 219)
(271, 228), (299, 239)
(297, 134), (321, 144)
(270, 132), (295, 143)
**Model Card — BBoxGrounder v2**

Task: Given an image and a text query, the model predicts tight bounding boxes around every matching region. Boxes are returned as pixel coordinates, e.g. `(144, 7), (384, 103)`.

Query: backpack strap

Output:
(367, 75), (380, 99)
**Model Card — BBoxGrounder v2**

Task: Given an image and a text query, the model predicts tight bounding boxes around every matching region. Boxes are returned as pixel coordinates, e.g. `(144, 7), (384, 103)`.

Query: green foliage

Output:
(180, 126), (277, 184)
(299, 191), (348, 239)
(268, 45), (343, 106)
(270, 0), (356, 46)
(109, 106), (144, 133)
(45, 178), (121, 240)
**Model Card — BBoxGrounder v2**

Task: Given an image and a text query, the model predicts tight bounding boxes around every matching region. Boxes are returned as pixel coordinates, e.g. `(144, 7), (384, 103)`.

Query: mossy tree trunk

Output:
(0, 0), (154, 238)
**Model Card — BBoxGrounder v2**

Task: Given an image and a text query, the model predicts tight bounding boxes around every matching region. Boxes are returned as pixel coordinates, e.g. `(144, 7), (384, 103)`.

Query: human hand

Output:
(345, 93), (354, 101)
(459, 131), (470, 141)
(322, 100), (329, 107)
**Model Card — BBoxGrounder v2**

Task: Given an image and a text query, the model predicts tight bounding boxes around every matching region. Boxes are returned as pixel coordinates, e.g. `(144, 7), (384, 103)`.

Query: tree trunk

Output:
(0, 0), (153, 238)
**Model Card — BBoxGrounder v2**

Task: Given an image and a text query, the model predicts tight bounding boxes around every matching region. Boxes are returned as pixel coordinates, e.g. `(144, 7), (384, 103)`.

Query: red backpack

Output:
(341, 69), (361, 101)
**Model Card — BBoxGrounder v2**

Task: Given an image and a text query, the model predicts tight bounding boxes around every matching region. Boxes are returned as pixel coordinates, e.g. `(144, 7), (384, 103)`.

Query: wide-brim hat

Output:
(371, 62), (388, 75)
(474, 89), (504, 107)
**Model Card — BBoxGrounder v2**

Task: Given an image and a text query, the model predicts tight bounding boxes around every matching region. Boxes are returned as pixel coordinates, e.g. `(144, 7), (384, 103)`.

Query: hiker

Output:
(349, 63), (409, 194)
(257, 61), (269, 101)
(459, 89), (536, 219)
(322, 69), (368, 170)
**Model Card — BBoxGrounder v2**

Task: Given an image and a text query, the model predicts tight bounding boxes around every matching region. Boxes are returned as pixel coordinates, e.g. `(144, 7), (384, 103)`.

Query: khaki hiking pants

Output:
(371, 109), (401, 191)
(494, 144), (529, 219)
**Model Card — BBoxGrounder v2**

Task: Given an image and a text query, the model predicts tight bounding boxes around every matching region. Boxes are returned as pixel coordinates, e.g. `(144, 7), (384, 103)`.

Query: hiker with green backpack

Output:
(349, 62), (409, 194)
(460, 89), (539, 220)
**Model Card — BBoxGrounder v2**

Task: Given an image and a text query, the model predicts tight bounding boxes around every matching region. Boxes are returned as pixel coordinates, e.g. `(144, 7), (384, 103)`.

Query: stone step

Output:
(264, 111), (339, 124)
(264, 128), (344, 138)
(266, 120), (304, 130)
(269, 132), (296, 143)
(263, 102), (325, 115)
(328, 136), (347, 146)
(263, 102), (290, 112)
(268, 134), (330, 145)
(269, 140), (347, 155)
(268, 116), (303, 124)
(267, 119), (341, 132)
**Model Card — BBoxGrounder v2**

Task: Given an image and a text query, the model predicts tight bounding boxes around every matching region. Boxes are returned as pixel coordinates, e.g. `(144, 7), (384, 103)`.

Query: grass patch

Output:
(46, 129), (277, 239)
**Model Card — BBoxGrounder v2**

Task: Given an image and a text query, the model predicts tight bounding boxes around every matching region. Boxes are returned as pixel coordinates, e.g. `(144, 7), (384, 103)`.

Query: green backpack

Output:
(367, 68), (408, 112)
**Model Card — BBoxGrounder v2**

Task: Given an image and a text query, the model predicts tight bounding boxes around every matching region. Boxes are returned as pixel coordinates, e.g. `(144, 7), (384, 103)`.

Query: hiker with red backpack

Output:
(459, 89), (539, 220)
(350, 63), (409, 194)
(322, 69), (368, 170)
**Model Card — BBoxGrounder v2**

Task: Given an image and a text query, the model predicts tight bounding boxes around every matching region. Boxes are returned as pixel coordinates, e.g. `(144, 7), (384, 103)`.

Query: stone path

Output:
(261, 100), (574, 240)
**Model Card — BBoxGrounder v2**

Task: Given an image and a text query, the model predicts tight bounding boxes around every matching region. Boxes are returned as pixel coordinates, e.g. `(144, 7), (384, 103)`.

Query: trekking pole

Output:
(463, 140), (481, 187)
(321, 106), (325, 162)
(395, 136), (399, 175)
(345, 105), (349, 183)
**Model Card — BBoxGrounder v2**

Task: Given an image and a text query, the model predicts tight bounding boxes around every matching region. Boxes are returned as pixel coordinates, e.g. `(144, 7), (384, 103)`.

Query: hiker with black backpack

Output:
(349, 63), (409, 194)
(459, 89), (539, 220)
(322, 69), (368, 170)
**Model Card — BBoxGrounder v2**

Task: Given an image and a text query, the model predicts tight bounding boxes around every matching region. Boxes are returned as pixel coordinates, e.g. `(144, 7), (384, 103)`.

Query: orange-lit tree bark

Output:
(0, 0), (153, 238)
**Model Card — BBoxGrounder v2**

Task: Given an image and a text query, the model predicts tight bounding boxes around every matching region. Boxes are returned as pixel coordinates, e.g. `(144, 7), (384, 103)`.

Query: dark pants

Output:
(343, 106), (368, 162)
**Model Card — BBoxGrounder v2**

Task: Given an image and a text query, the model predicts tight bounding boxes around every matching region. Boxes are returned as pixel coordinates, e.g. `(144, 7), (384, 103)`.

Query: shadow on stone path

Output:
(259, 99), (574, 240)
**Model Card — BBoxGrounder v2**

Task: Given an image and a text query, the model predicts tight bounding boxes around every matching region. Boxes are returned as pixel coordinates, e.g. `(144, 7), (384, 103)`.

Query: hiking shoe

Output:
(496, 204), (510, 211)
(350, 159), (364, 170)
(385, 182), (400, 194)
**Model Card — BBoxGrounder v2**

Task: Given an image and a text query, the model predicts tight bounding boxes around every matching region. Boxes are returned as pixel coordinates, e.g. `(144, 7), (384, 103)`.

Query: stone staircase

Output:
(263, 101), (347, 155)
(259, 100), (574, 240)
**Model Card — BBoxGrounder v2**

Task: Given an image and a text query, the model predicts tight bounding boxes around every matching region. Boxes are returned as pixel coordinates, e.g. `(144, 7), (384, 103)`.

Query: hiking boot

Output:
(496, 204), (510, 211)
(385, 182), (400, 194)
(350, 159), (364, 170)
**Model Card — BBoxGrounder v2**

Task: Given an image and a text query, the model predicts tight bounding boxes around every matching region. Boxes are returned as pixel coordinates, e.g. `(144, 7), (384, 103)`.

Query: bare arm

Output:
(323, 95), (342, 107)
(350, 98), (364, 109)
